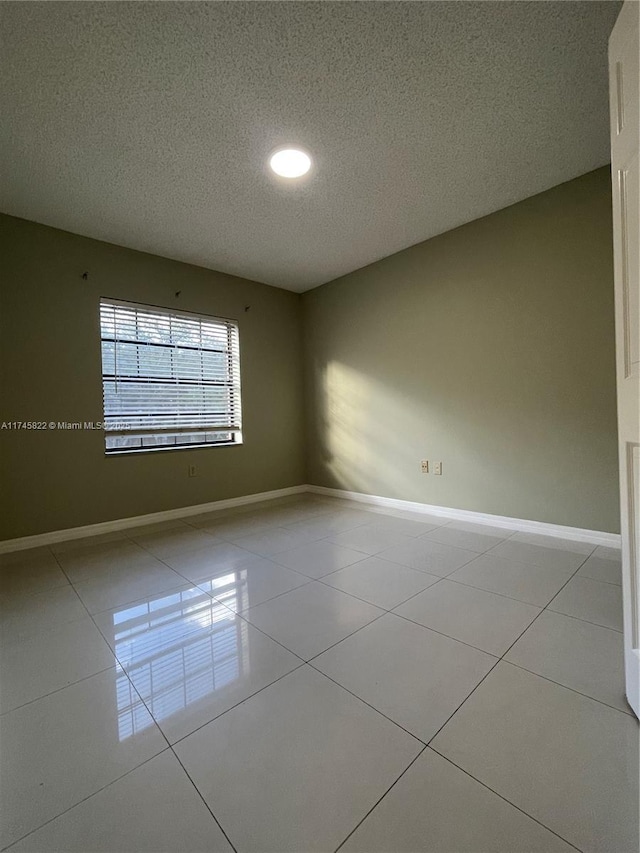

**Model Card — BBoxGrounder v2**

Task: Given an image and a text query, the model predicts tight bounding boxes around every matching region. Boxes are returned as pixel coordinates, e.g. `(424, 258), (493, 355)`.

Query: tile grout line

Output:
(38, 510), (618, 692)
(88, 579), (210, 618)
(269, 551), (372, 580)
(1, 548), (185, 852)
(313, 572), (444, 615)
(162, 543), (390, 672)
(2, 499), (618, 852)
(75, 546), (320, 684)
(543, 606), (624, 634)
(165, 749), (240, 853)
(141, 556), (315, 664)
(206, 574), (315, 612)
(56, 546), (244, 853)
(220, 528), (512, 627)
(58, 518), (618, 697)
(303, 610), (390, 665)
(78, 550), (466, 755)
(0, 745), (175, 852)
(0, 508), (521, 605)
(167, 662), (308, 749)
(126, 522), (439, 671)
(52, 546), (180, 744)
(379, 547), (481, 576)
(62, 547), (314, 754)
(309, 576), (628, 715)
(409, 550), (602, 845)
(327, 547), (601, 852)
(503, 658), (634, 717)
(427, 747), (584, 853)
(306, 663), (427, 747)
(423, 548), (595, 747)
(332, 744), (430, 853)
(0, 548), (126, 717)
(442, 572), (572, 607)
(32, 560), (247, 853)
(551, 573), (624, 591)
(572, 573), (622, 588)
(303, 545), (605, 658)
(289, 570), (509, 659)
(388, 604), (507, 657)
(301, 527), (586, 614)
(483, 534), (597, 561)
(31, 508), (615, 711)
(0, 662), (119, 719)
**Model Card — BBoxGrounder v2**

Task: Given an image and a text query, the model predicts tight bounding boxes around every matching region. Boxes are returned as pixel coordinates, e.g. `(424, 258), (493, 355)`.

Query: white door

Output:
(609, 0), (640, 719)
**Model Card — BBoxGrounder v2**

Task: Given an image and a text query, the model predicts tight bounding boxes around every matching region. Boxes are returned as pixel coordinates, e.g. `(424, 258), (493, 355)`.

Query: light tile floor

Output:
(0, 495), (637, 852)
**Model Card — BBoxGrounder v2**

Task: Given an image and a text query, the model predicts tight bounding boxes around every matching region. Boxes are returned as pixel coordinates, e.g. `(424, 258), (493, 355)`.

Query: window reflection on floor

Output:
(114, 572), (250, 740)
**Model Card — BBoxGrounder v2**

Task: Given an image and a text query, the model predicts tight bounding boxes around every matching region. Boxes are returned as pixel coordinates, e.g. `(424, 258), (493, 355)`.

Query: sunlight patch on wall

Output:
(319, 361), (418, 497)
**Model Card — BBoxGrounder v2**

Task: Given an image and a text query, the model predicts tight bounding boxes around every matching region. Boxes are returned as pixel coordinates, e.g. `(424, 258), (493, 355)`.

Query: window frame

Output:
(99, 298), (243, 456)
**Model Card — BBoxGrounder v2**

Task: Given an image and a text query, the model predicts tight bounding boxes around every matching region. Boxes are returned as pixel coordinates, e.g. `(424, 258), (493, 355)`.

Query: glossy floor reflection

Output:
(111, 586), (250, 730)
(0, 495), (637, 852)
(94, 579), (300, 744)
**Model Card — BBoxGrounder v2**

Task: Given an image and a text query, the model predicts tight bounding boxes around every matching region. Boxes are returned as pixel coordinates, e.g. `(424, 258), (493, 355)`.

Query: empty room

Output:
(0, 2), (638, 852)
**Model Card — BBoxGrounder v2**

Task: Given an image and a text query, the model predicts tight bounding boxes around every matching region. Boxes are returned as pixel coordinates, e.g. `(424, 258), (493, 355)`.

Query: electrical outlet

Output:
(420, 459), (429, 474)
(188, 464), (197, 478)
(433, 462), (442, 475)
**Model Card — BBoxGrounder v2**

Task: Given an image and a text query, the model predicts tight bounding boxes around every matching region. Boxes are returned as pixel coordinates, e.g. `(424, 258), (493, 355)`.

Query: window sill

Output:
(105, 441), (242, 457)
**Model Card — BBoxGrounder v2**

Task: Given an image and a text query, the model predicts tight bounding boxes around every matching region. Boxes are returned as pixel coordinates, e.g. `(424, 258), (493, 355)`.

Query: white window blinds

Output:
(99, 299), (242, 453)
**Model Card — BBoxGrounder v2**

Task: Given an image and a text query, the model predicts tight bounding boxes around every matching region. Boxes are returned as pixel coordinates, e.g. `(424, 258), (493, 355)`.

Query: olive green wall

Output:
(0, 167), (620, 540)
(0, 215), (305, 539)
(302, 167), (620, 533)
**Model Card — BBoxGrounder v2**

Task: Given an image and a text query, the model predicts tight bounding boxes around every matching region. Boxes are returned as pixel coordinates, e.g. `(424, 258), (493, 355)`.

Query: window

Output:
(99, 299), (242, 453)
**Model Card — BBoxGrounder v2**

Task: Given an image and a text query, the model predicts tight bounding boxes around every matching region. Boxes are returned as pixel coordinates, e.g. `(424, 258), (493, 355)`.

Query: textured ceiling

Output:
(0, 1), (621, 292)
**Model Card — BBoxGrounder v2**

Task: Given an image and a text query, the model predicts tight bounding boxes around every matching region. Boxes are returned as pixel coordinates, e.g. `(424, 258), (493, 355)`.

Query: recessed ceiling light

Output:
(269, 147), (312, 178)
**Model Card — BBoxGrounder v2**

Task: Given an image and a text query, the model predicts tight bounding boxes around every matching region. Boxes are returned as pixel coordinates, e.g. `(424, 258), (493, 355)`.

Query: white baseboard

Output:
(0, 482), (620, 554)
(0, 485), (307, 554)
(307, 485), (621, 548)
